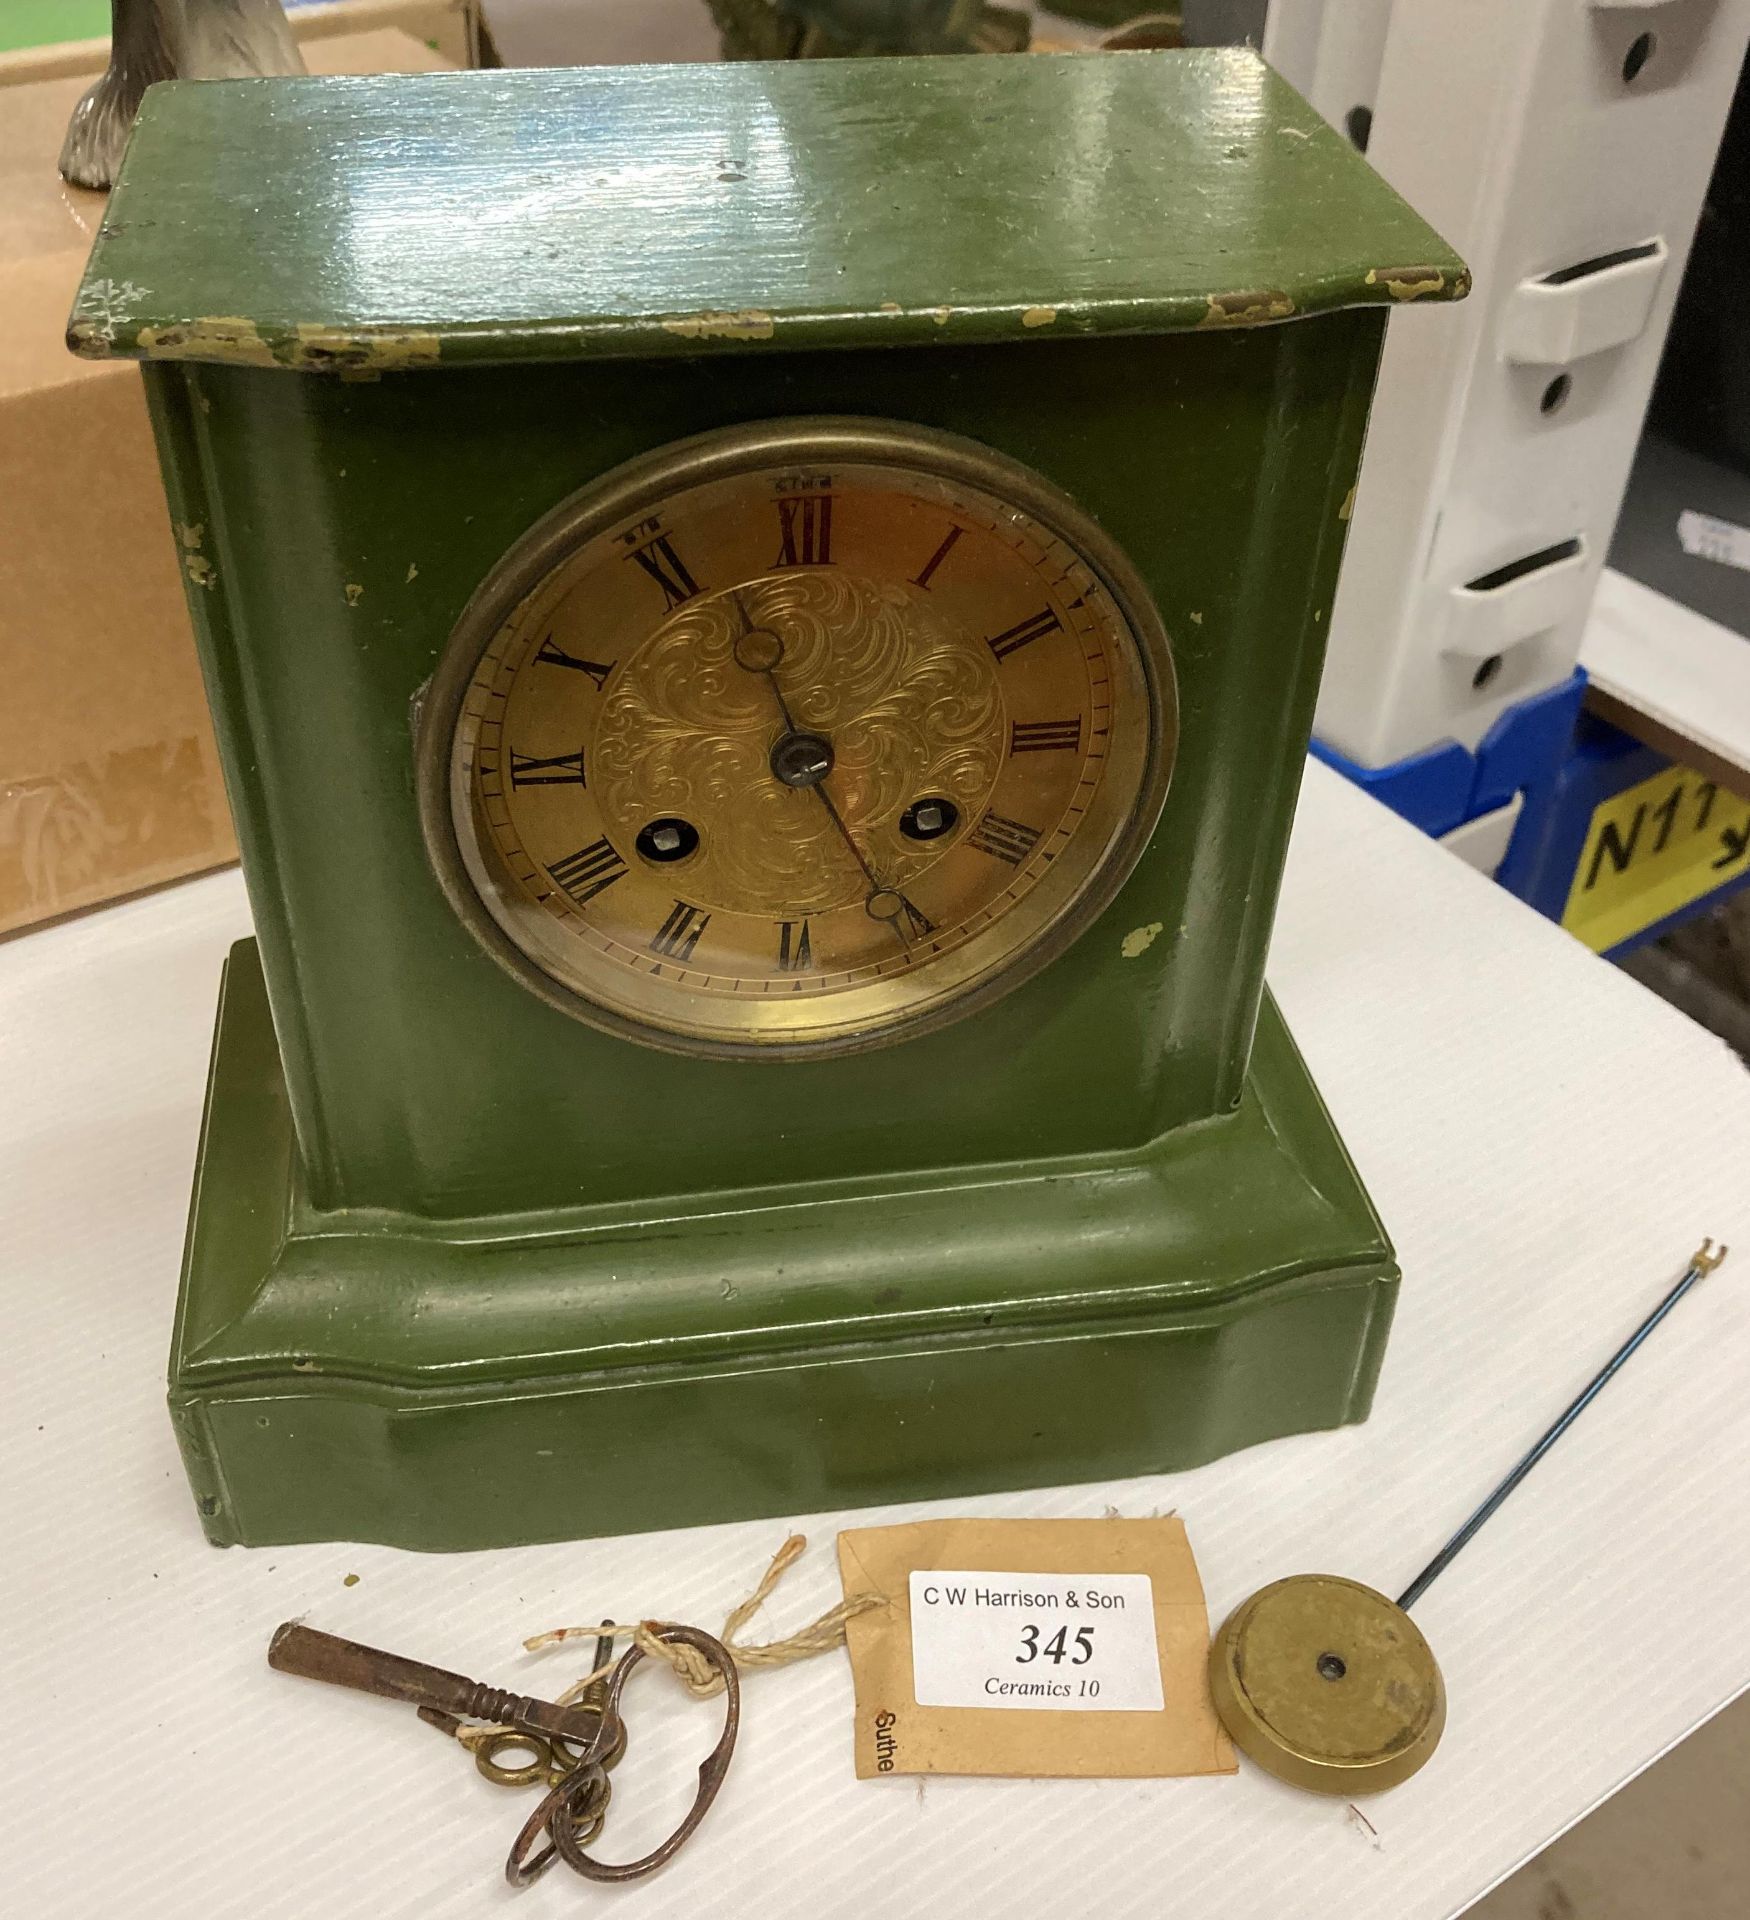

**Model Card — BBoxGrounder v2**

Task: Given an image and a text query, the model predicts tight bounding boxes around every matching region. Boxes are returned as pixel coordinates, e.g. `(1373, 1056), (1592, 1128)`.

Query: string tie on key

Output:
(521, 1532), (883, 1699)
(498, 1534), (880, 1885)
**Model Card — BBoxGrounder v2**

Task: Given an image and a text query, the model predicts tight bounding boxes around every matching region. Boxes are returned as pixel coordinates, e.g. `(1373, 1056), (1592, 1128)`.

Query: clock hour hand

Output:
(730, 589), (803, 735)
(728, 589), (911, 945)
(730, 593), (835, 793)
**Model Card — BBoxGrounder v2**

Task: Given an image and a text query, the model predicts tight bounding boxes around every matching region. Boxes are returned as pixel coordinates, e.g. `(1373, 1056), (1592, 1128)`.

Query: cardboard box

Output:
(0, 30), (453, 936)
(0, 2), (491, 86)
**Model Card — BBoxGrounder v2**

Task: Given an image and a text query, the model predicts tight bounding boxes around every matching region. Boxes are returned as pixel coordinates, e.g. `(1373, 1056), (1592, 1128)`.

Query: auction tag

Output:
(837, 1517), (1234, 1779)
(910, 1570), (1164, 1711)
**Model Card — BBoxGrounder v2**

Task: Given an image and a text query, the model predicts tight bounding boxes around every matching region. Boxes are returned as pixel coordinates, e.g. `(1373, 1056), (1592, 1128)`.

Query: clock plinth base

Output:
(170, 942), (1399, 1550)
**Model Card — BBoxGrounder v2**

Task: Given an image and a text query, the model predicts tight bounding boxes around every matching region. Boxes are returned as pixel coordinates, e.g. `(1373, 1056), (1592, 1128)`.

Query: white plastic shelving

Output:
(1267, 0), (1750, 769)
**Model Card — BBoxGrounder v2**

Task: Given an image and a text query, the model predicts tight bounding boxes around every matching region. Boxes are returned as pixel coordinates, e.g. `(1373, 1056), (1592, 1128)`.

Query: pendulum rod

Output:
(1396, 1238), (1730, 1612)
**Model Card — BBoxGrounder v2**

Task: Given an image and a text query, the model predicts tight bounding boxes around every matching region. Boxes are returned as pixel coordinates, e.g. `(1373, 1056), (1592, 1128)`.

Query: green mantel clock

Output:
(71, 50), (1464, 1549)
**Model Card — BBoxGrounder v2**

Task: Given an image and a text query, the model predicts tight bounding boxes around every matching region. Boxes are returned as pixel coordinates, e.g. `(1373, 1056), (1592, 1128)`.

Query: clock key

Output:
(267, 1621), (611, 1750)
(418, 1625), (628, 1789)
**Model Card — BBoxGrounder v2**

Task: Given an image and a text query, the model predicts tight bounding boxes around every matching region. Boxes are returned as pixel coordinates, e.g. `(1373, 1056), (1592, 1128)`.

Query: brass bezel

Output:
(416, 416), (1178, 1060)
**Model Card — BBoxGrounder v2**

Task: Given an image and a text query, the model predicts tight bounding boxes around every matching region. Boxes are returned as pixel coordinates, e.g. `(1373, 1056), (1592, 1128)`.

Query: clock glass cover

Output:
(420, 419), (1176, 1056)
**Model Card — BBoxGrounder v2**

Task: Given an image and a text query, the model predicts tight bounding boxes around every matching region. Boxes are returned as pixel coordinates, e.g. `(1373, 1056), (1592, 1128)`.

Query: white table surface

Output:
(4, 759), (1748, 1920)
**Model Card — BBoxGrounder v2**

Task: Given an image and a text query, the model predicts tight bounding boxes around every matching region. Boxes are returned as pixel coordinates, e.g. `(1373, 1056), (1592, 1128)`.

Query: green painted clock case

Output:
(72, 50), (1465, 1547)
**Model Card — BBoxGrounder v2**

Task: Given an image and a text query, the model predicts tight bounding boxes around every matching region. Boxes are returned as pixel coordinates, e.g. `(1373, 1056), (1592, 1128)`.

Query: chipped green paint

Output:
(658, 309), (776, 342)
(176, 519), (214, 588)
(291, 324), (442, 374)
(70, 52), (1464, 377)
(1366, 264), (1467, 302)
(135, 316), (279, 367)
(122, 314), (442, 374)
(1203, 290), (1298, 328)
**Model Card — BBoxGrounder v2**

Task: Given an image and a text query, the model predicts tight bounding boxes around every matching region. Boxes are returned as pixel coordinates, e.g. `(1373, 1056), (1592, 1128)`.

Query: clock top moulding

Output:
(70, 51), (1468, 1551)
(72, 53), (1463, 371)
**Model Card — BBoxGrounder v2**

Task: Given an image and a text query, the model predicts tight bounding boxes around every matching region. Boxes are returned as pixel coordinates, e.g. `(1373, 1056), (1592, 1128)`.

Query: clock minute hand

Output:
(810, 777), (882, 896)
(813, 781), (918, 953)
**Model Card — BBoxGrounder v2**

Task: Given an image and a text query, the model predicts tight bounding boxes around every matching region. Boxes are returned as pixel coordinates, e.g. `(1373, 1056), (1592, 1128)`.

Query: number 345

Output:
(1017, 1624), (1095, 1665)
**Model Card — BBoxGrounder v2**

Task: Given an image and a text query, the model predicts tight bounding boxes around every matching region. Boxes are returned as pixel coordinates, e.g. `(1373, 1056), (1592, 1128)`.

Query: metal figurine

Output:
(1210, 1240), (1730, 1795)
(706, 0), (1030, 60)
(60, 0), (304, 191)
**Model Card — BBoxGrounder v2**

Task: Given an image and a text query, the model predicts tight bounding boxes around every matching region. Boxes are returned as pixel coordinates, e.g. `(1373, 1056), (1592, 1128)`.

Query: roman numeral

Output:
(629, 533), (701, 609)
(533, 639), (615, 688)
(969, 812), (1042, 865)
(987, 607), (1061, 662)
(547, 837), (626, 905)
(651, 899), (711, 963)
(509, 748), (586, 787)
(912, 524), (963, 591)
(1010, 719), (1081, 754)
(777, 919), (814, 971)
(775, 493), (833, 567)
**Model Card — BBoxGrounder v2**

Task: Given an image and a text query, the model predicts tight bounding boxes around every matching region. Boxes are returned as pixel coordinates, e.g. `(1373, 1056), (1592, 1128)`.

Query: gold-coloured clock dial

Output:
(424, 420), (1175, 1056)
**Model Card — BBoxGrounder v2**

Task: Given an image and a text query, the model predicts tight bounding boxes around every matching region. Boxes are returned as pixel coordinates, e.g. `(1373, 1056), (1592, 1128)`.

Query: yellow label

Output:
(1562, 763), (1750, 952)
